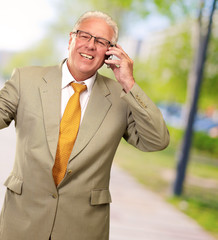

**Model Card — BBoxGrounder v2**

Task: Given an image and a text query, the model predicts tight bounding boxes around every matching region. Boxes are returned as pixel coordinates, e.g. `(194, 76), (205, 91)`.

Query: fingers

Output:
(106, 44), (129, 60)
(104, 44), (132, 68)
(114, 44), (129, 58)
(104, 44), (135, 92)
(105, 59), (120, 67)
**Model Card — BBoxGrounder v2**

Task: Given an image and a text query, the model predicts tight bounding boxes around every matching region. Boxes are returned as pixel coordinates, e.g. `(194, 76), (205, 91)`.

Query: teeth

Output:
(81, 53), (93, 60)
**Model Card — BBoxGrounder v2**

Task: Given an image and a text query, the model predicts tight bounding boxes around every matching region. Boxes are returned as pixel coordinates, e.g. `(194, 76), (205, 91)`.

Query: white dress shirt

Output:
(61, 60), (96, 123)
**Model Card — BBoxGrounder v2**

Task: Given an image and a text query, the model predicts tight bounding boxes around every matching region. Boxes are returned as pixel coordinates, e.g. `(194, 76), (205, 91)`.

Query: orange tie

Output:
(52, 82), (87, 186)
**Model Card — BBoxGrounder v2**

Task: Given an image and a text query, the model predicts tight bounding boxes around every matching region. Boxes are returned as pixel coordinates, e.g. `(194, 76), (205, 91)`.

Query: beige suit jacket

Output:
(0, 61), (169, 240)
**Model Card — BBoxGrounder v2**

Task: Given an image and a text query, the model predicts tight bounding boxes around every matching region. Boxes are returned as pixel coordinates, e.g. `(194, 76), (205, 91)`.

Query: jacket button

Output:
(52, 194), (58, 199)
(67, 169), (72, 175)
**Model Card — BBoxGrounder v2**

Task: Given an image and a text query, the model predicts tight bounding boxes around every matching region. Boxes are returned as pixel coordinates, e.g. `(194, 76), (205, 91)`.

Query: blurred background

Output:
(0, 0), (218, 238)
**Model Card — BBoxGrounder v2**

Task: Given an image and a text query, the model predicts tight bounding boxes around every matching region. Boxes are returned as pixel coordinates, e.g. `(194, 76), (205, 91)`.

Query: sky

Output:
(0, 0), (55, 51)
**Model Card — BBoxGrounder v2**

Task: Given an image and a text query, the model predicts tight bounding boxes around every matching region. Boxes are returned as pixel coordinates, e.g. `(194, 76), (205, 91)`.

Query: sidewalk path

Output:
(0, 124), (16, 208)
(110, 165), (216, 240)
(0, 114), (216, 240)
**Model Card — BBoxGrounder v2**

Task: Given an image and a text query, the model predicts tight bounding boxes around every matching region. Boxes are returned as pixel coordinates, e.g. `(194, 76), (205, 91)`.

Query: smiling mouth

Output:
(80, 53), (94, 60)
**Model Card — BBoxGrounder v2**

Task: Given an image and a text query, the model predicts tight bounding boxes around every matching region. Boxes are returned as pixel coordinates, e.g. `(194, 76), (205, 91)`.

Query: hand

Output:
(105, 44), (135, 93)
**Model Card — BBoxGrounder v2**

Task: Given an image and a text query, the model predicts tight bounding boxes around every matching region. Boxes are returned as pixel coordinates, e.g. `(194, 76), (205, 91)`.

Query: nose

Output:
(86, 36), (96, 49)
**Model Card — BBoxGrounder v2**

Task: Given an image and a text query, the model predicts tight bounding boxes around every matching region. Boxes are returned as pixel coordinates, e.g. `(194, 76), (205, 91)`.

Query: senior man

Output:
(0, 11), (169, 240)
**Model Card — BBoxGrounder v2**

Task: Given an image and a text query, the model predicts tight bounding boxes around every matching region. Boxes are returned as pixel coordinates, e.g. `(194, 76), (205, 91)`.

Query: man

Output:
(0, 11), (169, 240)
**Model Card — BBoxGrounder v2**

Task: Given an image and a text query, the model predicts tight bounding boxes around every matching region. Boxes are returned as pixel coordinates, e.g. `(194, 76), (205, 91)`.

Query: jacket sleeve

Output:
(0, 69), (20, 129)
(121, 83), (170, 152)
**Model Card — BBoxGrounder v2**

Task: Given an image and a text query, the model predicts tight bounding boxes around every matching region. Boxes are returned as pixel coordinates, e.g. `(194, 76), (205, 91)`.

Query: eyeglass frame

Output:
(72, 30), (115, 48)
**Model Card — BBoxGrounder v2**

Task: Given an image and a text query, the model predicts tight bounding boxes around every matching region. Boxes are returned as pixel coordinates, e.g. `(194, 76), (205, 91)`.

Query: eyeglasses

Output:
(72, 30), (114, 48)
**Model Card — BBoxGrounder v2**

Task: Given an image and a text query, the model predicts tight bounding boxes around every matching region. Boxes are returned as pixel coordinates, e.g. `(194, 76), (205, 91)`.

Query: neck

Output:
(66, 60), (95, 82)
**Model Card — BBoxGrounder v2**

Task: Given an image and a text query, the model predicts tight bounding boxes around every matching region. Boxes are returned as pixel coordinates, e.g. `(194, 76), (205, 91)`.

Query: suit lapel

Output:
(39, 65), (112, 162)
(39, 62), (62, 160)
(69, 73), (112, 161)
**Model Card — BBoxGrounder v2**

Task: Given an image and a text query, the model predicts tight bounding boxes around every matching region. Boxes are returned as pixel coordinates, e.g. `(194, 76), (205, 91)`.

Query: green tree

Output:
(3, 0), (199, 77)
(132, 21), (193, 103)
(2, 37), (59, 77)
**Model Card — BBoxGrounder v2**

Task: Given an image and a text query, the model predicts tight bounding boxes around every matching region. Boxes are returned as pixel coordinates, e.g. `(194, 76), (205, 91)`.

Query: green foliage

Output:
(133, 21), (193, 103)
(167, 126), (184, 145)
(89, 0), (198, 23)
(132, 17), (218, 109)
(167, 126), (218, 159)
(2, 0), (217, 109)
(2, 37), (60, 78)
(193, 131), (218, 157)
(200, 30), (218, 109)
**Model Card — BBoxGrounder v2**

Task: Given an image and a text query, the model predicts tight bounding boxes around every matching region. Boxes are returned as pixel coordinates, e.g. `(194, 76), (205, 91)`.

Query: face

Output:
(67, 17), (114, 81)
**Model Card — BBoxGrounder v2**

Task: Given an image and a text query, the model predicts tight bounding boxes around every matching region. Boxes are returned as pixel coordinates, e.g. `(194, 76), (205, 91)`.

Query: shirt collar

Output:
(62, 60), (96, 94)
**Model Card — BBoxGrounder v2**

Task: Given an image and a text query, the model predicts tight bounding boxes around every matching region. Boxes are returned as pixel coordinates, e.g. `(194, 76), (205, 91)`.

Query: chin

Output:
(77, 69), (95, 78)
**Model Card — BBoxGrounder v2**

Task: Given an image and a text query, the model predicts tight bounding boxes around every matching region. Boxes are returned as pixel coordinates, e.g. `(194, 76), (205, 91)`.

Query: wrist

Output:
(122, 78), (135, 93)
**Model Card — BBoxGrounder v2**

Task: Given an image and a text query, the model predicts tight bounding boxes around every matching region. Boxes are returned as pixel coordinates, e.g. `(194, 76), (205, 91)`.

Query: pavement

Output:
(0, 120), (216, 240)
(110, 165), (216, 240)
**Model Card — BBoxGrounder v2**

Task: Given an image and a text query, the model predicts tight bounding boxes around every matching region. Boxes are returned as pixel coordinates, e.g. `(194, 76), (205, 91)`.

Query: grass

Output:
(114, 137), (218, 239)
(168, 195), (218, 237)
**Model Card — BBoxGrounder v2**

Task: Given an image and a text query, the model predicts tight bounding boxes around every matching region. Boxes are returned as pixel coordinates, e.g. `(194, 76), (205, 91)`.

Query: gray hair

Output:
(72, 11), (119, 44)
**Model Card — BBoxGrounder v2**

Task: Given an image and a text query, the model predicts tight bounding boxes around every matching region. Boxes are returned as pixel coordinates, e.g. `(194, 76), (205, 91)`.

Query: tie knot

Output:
(71, 82), (87, 93)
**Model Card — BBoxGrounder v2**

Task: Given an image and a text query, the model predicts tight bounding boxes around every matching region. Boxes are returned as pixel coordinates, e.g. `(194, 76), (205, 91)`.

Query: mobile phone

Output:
(105, 44), (116, 67)
(105, 55), (112, 68)
(105, 44), (116, 59)
(105, 54), (113, 60)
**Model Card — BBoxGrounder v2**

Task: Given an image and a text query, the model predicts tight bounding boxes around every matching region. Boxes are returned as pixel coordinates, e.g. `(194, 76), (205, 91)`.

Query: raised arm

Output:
(121, 83), (170, 151)
(105, 44), (169, 151)
(0, 69), (20, 129)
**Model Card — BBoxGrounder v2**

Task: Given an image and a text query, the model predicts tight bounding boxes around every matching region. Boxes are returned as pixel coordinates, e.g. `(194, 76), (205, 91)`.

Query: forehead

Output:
(78, 17), (114, 40)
